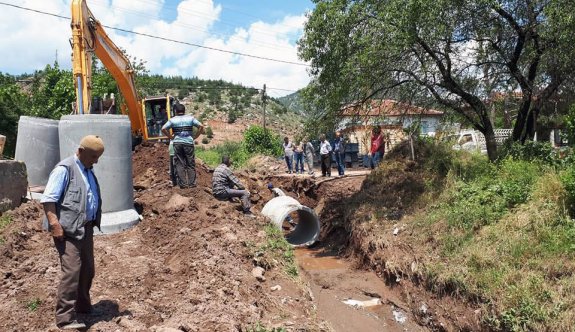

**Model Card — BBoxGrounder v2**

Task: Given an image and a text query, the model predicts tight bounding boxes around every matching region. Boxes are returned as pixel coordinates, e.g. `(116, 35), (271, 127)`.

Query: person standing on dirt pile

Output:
(168, 140), (177, 186)
(41, 135), (104, 330)
(333, 131), (345, 176)
(370, 125), (385, 169)
(212, 155), (255, 217)
(303, 139), (315, 175)
(283, 136), (294, 174)
(319, 134), (332, 177)
(162, 104), (204, 188)
(294, 140), (305, 174)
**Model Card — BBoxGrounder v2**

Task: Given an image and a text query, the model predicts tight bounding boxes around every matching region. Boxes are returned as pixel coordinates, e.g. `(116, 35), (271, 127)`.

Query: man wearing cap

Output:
(162, 103), (204, 188)
(41, 135), (104, 330)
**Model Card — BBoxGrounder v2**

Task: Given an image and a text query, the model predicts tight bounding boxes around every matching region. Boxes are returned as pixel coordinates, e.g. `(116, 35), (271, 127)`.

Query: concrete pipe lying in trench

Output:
(261, 196), (320, 247)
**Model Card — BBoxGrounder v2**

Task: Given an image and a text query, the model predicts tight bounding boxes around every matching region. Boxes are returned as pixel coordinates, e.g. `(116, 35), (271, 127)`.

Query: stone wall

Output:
(0, 161), (27, 213)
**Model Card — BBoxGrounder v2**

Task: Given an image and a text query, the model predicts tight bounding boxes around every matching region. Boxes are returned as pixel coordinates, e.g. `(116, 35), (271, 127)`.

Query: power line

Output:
(0, 1), (310, 67)
(88, 0), (298, 52)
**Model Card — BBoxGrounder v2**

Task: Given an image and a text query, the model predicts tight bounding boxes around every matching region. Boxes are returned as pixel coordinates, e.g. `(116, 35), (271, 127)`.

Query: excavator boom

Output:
(70, 0), (144, 135)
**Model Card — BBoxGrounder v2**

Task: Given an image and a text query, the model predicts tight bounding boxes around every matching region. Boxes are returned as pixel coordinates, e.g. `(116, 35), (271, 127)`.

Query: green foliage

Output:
(0, 73), (27, 157)
(559, 166), (575, 214)
(299, 0), (575, 159)
(498, 141), (561, 166)
(177, 88), (188, 99)
(0, 214), (12, 244)
(227, 107), (238, 124)
(196, 141), (250, 168)
(25, 298), (42, 312)
(249, 224), (298, 278)
(28, 62), (75, 119)
(245, 322), (287, 332)
(243, 125), (283, 157)
(205, 126), (214, 138)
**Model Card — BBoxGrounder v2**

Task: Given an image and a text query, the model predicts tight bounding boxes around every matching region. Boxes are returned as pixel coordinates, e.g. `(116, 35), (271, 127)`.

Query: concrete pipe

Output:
(261, 196), (320, 247)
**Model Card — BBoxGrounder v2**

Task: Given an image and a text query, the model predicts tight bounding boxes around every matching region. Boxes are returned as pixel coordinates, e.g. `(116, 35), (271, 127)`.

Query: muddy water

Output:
(296, 248), (427, 332)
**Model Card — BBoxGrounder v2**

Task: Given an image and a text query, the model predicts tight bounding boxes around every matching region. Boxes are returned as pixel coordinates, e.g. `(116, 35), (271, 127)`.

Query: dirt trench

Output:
(0, 142), (472, 331)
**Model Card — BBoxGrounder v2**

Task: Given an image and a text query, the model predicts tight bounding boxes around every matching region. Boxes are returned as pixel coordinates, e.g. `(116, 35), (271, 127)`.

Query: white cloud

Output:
(0, 0), (310, 96)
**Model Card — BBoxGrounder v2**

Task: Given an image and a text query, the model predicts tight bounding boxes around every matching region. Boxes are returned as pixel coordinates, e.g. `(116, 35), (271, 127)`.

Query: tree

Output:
(0, 73), (27, 157)
(299, 0), (575, 161)
(28, 62), (75, 119)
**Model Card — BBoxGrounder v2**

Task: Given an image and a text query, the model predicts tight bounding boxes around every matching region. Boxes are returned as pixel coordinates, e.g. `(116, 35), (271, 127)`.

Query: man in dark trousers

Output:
(212, 155), (255, 217)
(41, 135), (104, 330)
(162, 104), (204, 188)
(319, 134), (332, 177)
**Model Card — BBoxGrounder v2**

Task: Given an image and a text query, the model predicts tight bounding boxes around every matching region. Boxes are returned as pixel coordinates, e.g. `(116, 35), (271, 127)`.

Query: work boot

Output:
(59, 320), (86, 330)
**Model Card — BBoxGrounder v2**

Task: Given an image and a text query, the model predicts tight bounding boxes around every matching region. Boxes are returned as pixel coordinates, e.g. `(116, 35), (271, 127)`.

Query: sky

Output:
(0, 0), (315, 97)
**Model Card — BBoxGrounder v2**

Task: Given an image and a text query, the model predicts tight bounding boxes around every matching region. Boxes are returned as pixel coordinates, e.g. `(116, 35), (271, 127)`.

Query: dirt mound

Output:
(0, 143), (324, 331)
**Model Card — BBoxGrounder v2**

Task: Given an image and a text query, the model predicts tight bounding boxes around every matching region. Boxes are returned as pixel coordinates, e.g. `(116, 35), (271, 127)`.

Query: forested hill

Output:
(277, 91), (305, 115)
(0, 64), (305, 156)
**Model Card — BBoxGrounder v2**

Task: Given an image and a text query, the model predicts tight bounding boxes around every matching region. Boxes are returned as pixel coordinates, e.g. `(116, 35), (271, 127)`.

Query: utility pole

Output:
(262, 84), (267, 130)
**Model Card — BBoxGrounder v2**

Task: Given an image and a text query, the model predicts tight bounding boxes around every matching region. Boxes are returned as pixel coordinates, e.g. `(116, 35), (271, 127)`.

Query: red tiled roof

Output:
(341, 99), (443, 117)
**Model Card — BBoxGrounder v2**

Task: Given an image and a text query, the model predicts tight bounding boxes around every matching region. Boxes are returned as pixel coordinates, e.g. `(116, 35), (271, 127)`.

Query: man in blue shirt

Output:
(41, 135), (104, 330)
(162, 104), (204, 188)
(333, 131), (345, 176)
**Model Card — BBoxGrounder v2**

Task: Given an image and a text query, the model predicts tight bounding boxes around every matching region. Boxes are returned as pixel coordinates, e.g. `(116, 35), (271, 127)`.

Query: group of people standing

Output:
(283, 125), (387, 178)
(282, 137), (315, 175)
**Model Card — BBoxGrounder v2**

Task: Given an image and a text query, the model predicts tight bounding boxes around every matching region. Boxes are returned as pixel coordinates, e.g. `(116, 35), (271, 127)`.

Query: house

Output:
(338, 99), (444, 155)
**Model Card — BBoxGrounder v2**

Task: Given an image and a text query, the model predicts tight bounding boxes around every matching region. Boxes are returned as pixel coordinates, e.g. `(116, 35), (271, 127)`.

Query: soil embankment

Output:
(0, 143), (324, 331)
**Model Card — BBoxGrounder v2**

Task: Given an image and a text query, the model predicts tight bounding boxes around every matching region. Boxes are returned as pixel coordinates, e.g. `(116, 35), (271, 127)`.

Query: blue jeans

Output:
(285, 155), (293, 173)
(371, 152), (382, 169)
(294, 152), (305, 173)
(334, 152), (345, 175)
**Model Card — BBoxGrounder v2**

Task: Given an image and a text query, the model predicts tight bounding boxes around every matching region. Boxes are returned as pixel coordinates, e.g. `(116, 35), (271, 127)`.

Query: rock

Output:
(270, 285), (282, 291)
(251, 266), (266, 282)
(393, 227), (400, 236)
(165, 193), (191, 210)
(224, 233), (237, 241)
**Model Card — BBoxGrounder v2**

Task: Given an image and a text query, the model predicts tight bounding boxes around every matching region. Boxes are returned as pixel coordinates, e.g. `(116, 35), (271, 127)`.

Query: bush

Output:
(196, 141), (250, 168)
(243, 125), (283, 157)
(205, 126), (214, 138)
(201, 137), (209, 144)
(498, 141), (558, 165)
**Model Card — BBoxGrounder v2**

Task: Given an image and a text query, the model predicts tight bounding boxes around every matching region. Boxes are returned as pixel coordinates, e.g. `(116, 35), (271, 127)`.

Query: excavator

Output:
(70, 0), (175, 143)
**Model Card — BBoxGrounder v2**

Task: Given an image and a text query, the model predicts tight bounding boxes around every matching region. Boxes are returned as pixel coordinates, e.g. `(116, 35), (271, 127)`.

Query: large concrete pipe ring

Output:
(15, 116), (60, 187)
(59, 114), (140, 234)
(261, 196), (320, 247)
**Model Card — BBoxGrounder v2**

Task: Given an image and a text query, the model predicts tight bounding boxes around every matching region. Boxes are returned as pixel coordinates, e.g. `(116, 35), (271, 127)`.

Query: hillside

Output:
(277, 91), (305, 115)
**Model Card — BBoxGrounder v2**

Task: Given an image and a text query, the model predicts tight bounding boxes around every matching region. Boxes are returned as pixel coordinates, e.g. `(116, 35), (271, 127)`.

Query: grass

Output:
(245, 321), (287, 332)
(249, 224), (299, 278)
(0, 214), (12, 244)
(196, 140), (251, 168)
(343, 140), (575, 330)
(408, 154), (575, 330)
(25, 298), (42, 312)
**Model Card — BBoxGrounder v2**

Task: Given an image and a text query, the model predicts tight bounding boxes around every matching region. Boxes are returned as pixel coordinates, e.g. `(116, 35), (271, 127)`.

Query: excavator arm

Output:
(70, 0), (144, 135)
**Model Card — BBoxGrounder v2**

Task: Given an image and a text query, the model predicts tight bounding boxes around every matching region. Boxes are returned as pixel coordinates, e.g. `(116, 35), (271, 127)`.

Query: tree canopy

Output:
(299, 0), (575, 160)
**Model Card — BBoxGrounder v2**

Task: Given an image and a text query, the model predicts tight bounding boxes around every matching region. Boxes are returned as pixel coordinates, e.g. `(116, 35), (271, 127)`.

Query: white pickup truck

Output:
(443, 129), (512, 154)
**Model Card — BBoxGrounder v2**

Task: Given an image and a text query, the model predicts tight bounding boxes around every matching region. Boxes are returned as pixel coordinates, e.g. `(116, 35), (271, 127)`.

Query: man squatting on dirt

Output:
(212, 155), (255, 217)
(41, 135), (105, 330)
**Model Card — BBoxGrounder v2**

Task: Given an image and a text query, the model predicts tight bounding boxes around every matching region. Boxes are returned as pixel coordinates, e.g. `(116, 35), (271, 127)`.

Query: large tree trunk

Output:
(481, 119), (498, 162)
(512, 99), (531, 141)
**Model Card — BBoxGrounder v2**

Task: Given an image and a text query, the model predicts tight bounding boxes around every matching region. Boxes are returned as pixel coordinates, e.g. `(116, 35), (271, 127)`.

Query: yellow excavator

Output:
(70, 0), (175, 143)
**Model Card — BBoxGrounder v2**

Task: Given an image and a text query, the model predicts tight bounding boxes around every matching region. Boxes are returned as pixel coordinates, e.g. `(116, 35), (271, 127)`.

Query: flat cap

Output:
(79, 135), (105, 152)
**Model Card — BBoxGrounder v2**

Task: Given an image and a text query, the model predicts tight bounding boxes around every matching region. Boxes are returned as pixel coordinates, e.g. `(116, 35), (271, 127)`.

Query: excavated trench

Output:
(268, 175), (431, 332)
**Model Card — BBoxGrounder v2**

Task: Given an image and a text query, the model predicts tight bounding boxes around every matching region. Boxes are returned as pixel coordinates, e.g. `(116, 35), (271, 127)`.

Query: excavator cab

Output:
(142, 95), (176, 141)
